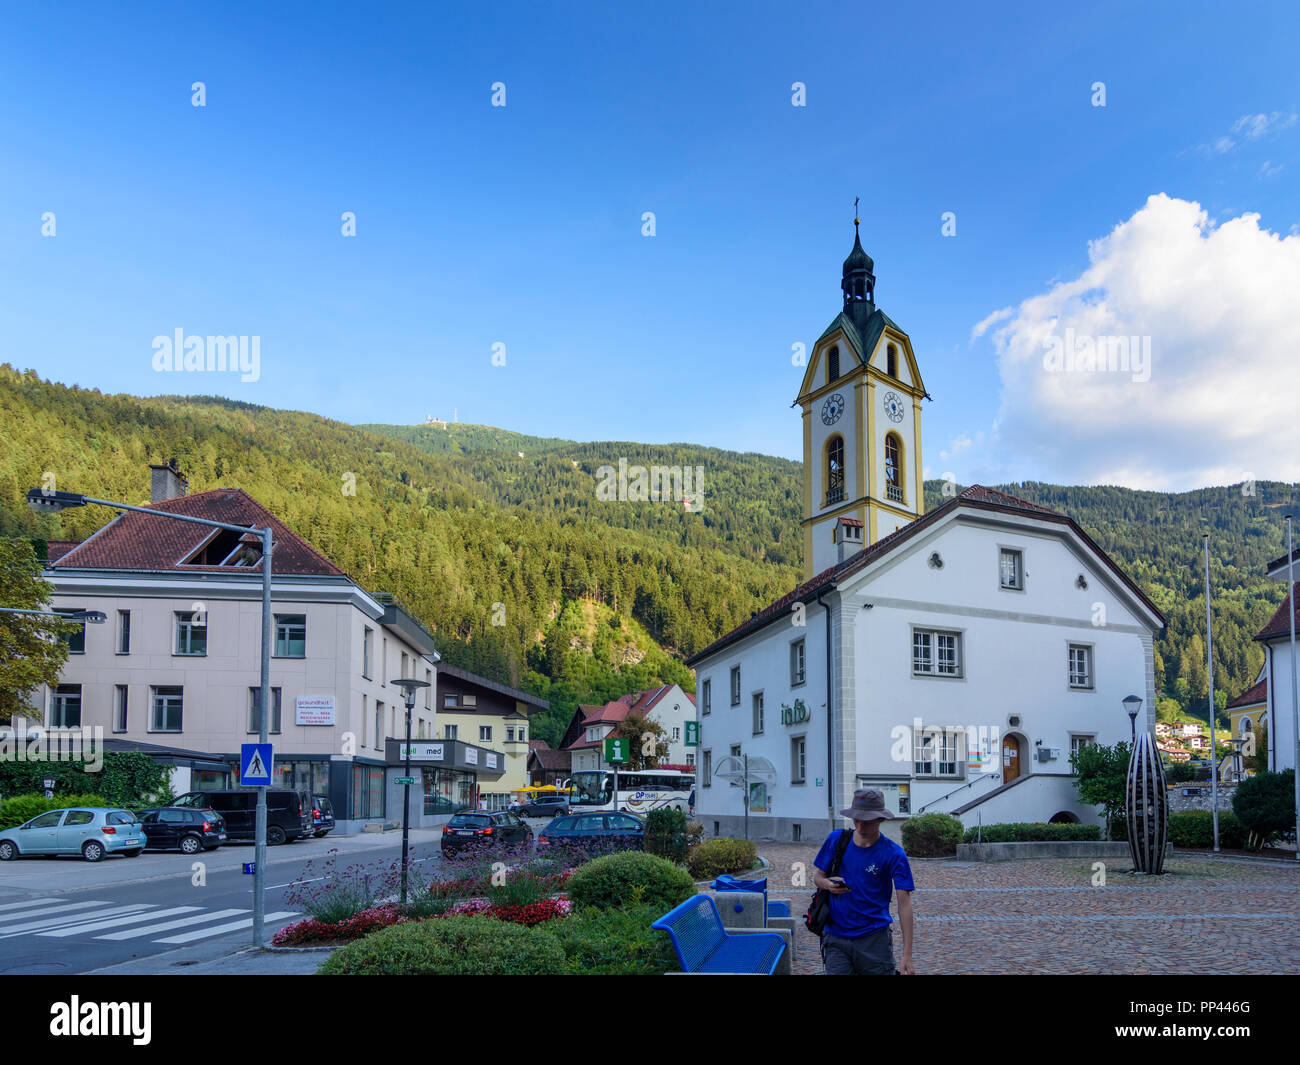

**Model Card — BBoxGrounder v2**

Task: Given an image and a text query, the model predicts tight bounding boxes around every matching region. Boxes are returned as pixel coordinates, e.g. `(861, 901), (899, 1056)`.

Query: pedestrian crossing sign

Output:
(241, 743), (273, 786)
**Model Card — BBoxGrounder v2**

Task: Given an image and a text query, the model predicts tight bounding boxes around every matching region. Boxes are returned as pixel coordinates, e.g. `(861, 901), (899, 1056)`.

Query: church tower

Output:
(795, 220), (928, 578)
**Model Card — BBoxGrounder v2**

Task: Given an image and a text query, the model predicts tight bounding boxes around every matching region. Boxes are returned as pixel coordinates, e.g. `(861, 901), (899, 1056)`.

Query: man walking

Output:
(812, 788), (915, 974)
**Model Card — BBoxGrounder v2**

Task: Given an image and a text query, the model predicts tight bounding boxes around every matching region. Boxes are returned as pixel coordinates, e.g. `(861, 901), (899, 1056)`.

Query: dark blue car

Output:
(537, 812), (644, 858)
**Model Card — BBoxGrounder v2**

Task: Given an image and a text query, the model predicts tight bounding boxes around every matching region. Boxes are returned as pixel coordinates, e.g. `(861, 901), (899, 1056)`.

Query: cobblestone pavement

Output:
(757, 843), (1300, 975)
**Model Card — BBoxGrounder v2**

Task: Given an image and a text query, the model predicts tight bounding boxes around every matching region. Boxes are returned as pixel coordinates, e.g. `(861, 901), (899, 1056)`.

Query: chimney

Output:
(834, 516), (865, 563)
(149, 458), (188, 503)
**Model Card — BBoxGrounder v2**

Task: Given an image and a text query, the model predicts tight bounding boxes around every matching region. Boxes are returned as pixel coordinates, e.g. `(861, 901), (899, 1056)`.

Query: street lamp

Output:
(1123, 695), (1143, 744)
(0, 608), (107, 623)
(390, 676), (430, 905)
(28, 485), (277, 946)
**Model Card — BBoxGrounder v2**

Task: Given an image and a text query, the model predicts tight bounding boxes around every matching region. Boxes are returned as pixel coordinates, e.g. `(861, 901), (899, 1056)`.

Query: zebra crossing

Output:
(0, 895), (297, 944)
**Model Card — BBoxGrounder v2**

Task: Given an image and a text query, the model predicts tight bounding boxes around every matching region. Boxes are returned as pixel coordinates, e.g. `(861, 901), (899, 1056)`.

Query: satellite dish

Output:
(712, 755), (777, 785)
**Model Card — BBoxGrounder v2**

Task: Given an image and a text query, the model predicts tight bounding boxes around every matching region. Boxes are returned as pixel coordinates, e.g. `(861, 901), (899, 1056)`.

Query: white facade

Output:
(566, 684), (698, 772)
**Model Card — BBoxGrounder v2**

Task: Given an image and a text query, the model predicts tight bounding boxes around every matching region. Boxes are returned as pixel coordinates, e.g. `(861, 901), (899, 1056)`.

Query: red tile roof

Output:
(686, 485), (1165, 666)
(1227, 679), (1267, 710)
(1255, 584), (1300, 642)
(51, 489), (348, 578)
(564, 685), (679, 750)
(44, 540), (81, 562)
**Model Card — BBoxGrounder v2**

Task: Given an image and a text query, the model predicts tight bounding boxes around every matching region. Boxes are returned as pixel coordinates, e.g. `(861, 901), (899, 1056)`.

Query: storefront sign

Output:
(295, 696), (335, 726)
(465, 748), (479, 765)
(485, 752), (498, 769)
(780, 700), (810, 726)
(398, 743), (445, 761)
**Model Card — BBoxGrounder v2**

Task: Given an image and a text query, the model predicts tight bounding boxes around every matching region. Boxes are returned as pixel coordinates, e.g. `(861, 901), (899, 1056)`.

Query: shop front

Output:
(384, 738), (505, 827)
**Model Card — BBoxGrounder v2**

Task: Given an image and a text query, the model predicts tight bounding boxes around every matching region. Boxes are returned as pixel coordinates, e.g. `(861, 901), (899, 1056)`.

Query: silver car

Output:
(0, 807), (144, 862)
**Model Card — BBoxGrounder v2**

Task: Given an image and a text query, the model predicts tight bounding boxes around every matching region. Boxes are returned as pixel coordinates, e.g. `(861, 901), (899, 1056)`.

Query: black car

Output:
(172, 789), (313, 845)
(137, 807), (227, 853)
(440, 810), (532, 857)
(517, 794), (571, 818)
(312, 796), (335, 838)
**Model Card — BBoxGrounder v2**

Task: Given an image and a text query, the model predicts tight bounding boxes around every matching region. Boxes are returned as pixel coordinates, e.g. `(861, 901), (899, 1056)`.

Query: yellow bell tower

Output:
(795, 219), (928, 578)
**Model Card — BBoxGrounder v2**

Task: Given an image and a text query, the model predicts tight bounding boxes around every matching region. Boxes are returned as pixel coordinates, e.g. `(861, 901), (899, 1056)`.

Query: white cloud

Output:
(1197, 110), (1297, 154)
(969, 194), (1300, 491)
(970, 306), (1013, 341)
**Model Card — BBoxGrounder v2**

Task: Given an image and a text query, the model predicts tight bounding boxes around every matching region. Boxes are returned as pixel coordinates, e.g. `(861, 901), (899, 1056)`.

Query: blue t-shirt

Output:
(813, 830), (915, 938)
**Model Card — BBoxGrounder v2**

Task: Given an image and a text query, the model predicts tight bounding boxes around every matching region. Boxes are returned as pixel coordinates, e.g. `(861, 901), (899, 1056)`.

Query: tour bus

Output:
(568, 769), (695, 815)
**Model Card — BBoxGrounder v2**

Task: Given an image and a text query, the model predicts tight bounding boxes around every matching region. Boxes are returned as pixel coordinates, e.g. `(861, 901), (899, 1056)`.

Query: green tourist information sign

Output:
(684, 721), (699, 747)
(604, 737), (629, 764)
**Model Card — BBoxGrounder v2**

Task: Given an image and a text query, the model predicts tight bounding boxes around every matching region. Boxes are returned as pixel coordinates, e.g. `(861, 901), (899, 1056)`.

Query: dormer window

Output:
(182, 529), (263, 567)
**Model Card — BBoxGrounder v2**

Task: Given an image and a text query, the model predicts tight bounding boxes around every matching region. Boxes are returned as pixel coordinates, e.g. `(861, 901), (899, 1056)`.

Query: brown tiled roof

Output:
(50, 489), (348, 578)
(565, 685), (678, 750)
(528, 746), (571, 771)
(1255, 584), (1300, 641)
(528, 739), (551, 751)
(686, 485), (1165, 666)
(1226, 679), (1267, 710)
(45, 540), (81, 562)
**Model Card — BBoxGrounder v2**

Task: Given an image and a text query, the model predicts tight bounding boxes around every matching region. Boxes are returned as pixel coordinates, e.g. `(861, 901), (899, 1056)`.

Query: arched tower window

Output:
(887, 344), (898, 378)
(885, 433), (903, 503)
(1242, 717), (1253, 736)
(825, 436), (845, 506)
(827, 345), (840, 382)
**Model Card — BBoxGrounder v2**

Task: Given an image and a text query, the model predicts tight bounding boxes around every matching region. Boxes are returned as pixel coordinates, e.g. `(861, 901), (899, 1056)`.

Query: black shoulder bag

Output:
(803, 828), (852, 938)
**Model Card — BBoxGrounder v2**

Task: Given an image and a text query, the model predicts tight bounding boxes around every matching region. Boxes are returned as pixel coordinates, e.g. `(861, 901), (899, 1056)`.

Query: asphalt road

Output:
(0, 822), (549, 975)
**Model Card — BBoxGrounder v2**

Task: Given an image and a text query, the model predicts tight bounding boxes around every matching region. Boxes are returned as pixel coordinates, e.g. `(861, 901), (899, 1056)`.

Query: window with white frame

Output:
(1070, 734), (1096, 759)
(248, 687), (283, 734)
(1068, 644), (1094, 689)
(702, 679), (711, 716)
(151, 686), (183, 732)
(362, 627), (373, 678)
(479, 725), (492, 742)
(117, 610), (131, 655)
(729, 744), (741, 786)
(174, 611), (207, 655)
(375, 701), (384, 747)
(274, 614), (306, 658)
(685, 752), (695, 766)
(114, 685), (128, 732)
(51, 684), (82, 728)
(790, 638), (806, 686)
(791, 736), (806, 784)
(672, 726), (680, 741)
(752, 692), (764, 735)
(444, 724), (458, 740)
(999, 548), (1023, 590)
(912, 628), (962, 677)
(730, 667), (741, 706)
(507, 727), (515, 742)
(914, 727), (960, 777)
(702, 749), (712, 787)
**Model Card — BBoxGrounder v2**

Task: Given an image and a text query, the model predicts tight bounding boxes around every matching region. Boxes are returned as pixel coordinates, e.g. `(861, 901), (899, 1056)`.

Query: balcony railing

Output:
(825, 485), (845, 506)
(886, 483), (903, 503)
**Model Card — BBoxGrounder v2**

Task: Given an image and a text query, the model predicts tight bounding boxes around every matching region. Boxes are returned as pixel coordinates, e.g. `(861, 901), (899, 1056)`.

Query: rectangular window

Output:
(113, 685), (128, 732)
(999, 548), (1023, 590)
(362, 627), (373, 678)
(702, 749), (712, 788)
(59, 609), (86, 654)
(506, 727), (515, 742)
(461, 694), (477, 707)
(1069, 644), (1094, 690)
(790, 639), (806, 686)
(914, 727), (960, 777)
(912, 628), (962, 677)
(400, 651), (408, 679)
(151, 686), (183, 732)
(443, 694), (458, 708)
(51, 684), (82, 727)
(685, 752), (695, 766)
(274, 614), (306, 658)
(382, 637), (388, 684)
(730, 744), (741, 786)
(752, 692), (765, 736)
(672, 726), (680, 741)
(444, 724), (458, 740)
(791, 736), (806, 784)
(247, 687), (283, 734)
(1070, 734), (1096, 759)
(479, 726), (492, 742)
(702, 679), (711, 716)
(730, 667), (741, 706)
(424, 669), (433, 708)
(117, 610), (131, 654)
(175, 611), (207, 656)
(375, 701), (384, 748)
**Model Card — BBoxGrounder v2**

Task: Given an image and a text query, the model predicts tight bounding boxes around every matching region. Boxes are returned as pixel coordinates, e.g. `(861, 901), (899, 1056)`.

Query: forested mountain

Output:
(0, 364), (1290, 743)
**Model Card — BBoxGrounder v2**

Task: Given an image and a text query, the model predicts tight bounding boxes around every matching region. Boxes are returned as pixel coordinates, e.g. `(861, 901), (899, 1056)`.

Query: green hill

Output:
(0, 365), (1290, 742)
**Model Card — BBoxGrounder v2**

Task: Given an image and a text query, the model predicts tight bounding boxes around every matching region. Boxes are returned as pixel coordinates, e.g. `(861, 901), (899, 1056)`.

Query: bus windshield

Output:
(570, 772), (611, 806)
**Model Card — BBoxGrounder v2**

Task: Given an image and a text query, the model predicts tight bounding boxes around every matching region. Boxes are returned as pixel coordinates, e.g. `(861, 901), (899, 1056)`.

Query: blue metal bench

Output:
(652, 895), (786, 974)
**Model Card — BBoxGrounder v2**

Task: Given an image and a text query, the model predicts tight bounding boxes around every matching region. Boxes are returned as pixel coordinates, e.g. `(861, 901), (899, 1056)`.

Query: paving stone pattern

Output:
(758, 844), (1300, 975)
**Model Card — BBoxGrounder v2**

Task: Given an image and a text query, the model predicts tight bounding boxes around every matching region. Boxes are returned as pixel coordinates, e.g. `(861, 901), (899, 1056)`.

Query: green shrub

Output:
(1232, 770), (1296, 848)
(317, 916), (566, 975)
(685, 838), (758, 879)
(684, 819), (705, 849)
(566, 851), (697, 911)
(0, 793), (108, 830)
(961, 821), (1103, 844)
(901, 813), (963, 857)
(644, 807), (688, 863)
(550, 902), (680, 975)
(1168, 810), (1246, 850)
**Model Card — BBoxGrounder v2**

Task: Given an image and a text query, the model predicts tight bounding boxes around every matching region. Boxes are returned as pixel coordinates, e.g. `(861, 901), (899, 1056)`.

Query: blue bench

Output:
(652, 895), (786, 974)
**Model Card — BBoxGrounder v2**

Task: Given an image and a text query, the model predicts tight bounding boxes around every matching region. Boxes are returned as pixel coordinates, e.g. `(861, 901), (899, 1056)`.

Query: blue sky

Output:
(2, 2), (1297, 490)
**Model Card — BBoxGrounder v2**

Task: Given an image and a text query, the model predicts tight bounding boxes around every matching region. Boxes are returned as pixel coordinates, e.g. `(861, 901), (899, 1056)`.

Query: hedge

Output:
(318, 916), (566, 975)
(566, 851), (697, 911)
(685, 838), (758, 879)
(644, 807), (689, 863)
(961, 822), (1103, 844)
(549, 902), (680, 975)
(1168, 810), (1246, 850)
(0, 793), (108, 830)
(901, 813), (963, 857)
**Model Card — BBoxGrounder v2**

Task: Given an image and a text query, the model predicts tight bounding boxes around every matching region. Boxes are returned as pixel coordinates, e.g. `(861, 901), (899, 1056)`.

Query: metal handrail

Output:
(917, 772), (1001, 814)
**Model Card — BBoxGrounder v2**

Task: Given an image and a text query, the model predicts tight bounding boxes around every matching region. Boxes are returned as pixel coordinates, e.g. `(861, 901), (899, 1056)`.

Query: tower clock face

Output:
(821, 393), (845, 425)
(883, 391), (905, 423)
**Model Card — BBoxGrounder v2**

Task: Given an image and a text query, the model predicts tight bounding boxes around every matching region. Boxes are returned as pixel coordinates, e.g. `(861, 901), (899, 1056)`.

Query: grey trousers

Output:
(822, 926), (895, 975)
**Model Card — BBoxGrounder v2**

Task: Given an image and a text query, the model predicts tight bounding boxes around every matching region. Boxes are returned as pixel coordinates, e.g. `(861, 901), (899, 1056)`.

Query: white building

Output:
(561, 684), (698, 773)
(1255, 550), (1300, 774)
(688, 231), (1166, 842)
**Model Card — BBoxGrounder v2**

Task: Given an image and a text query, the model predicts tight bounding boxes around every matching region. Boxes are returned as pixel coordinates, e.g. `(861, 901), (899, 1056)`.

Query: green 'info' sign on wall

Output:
(604, 737), (629, 763)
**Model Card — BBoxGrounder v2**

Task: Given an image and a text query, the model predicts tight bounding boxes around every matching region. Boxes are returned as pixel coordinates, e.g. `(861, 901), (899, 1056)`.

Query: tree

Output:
(1232, 769), (1296, 849)
(1071, 740), (1131, 840)
(613, 711), (668, 770)
(0, 539), (71, 724)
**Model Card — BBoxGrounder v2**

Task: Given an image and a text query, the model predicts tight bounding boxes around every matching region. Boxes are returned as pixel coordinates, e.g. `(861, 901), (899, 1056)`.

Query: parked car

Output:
(440, 810), (532, 858)
(517, 794), (571, 818)
(136, 807), (227, 853)
(312, 796), (335, 838)
(171, 789), (312, 844)
(537, 812), (645, 857)
(0, 807), (144, 863)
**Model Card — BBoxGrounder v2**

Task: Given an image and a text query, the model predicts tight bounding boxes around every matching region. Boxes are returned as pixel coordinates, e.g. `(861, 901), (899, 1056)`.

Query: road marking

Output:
(0, 904), (152, 937)
(0, 900), (120, 925)
(97, 909), (250, 941)
(154, 911), (299, 944)
(39, 906), (202, 937)
(0, 897), (76, 914)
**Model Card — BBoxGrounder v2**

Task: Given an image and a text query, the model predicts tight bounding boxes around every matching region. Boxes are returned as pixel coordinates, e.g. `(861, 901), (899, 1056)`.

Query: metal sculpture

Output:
(1125, 731), (1168, 874)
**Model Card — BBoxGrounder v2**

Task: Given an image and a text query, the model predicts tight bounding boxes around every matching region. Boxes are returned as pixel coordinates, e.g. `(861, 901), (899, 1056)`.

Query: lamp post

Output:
(1123, 695), (1142, 745)
(390, 677), (430, 905)
(0, 608), (108, 623)
(28, 487), (276, 945)
(1287, 515), (1300, 863)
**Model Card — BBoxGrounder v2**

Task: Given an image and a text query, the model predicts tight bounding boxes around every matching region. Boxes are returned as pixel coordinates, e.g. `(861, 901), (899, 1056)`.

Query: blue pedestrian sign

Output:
(241, 743), (273, 786)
